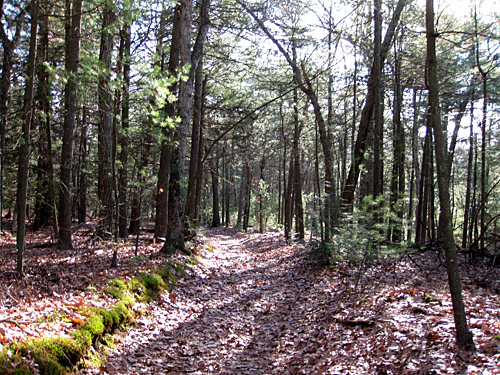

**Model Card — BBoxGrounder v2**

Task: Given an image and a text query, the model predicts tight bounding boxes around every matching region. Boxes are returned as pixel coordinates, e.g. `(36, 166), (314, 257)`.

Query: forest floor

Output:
(1, 224), (500, 374)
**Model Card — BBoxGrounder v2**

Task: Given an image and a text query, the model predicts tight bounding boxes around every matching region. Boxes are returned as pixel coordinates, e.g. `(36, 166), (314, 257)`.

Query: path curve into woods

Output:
(83, 227), (498, 374)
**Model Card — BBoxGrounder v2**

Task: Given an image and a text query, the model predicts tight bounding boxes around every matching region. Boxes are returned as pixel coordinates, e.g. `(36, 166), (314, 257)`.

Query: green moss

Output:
(102, 334), (116, 349)
(493, 335), (500, 341)
(157, 266), (177, 289)
(81, 315), (105, 339)
(104, 279), (128, 300)
(140, 273), (166, 292)
(0, 255), (190, 374)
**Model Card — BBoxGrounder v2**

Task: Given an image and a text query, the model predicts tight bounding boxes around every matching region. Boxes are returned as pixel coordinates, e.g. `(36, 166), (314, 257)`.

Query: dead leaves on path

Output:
(1, 226), (500, 374)
(94, 228), (500, 374)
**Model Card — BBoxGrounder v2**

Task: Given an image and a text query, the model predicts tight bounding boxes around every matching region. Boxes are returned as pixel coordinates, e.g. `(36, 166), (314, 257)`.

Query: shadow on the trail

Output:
(102, 227), (473, 375)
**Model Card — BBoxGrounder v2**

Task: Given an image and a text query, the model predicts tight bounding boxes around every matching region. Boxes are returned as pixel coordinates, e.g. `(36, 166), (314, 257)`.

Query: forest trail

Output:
(98, 227), (338, 374)
(86, 227), (499, 375)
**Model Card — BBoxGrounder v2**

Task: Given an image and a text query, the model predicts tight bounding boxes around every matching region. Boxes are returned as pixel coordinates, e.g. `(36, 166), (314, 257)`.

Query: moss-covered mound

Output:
(0, 261), (183, 374)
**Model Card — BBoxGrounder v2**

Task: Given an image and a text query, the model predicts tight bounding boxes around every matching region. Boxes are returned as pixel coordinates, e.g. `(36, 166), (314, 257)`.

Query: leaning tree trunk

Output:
(426, 0), (475, 350)
(16, 0), (38, 275)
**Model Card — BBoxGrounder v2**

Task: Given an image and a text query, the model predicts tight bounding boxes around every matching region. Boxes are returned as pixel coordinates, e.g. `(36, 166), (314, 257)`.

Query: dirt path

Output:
(84, 227), (499, 375)
(92, 227), (341, 374)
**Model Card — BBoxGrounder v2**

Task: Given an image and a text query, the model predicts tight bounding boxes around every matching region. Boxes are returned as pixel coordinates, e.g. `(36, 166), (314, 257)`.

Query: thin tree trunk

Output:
(211, 153), (220, 227)
(372, 0), (383, 211)
(185, 56), (204, 225)
(407, 88), (419, 242)
(243, 161), (251, 232)
(77, 107), (88, 224)
(58, 0), (82, 249)
(462, 95), (475, 250)
(0, 1), (25, 233)
(426, 0), (475, 350)
(284, 159), (294, 241)
(16, 0), (38, 275)
(258, 151), (266, 233)
(118, 22), (131, 238)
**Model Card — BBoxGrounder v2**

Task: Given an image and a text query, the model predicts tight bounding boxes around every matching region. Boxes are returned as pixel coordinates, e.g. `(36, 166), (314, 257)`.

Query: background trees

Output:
(1, 0), (499, 344)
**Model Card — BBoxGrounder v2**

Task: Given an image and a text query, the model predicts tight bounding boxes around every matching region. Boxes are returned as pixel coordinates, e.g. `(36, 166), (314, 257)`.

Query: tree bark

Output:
(33, 0), (56, 234)
(462, 94), (475, 250)
(77, 106), (88, 224)
(97, 0), (115, 239)
(16, 0), (38, 275)
(341, 0), (407, 208)
(118, 22), (131, 238)
(185, 56), (204, 225)
(58, 0), (82, 249)
(163, 0), (211, 253)
(154, 3), (181, 240)
(426, 0), (475, 350)
(210, 153), (221, 227)
(0, 0), (25, 233)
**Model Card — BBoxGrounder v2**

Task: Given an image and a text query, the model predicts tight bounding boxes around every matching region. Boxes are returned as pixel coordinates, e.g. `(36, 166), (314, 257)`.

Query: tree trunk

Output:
(258, 151), (266, 233)
(284, 159), (294, 241)
(462, 95), (475, 250)
(33, 0), (56, 234)
(16, 0), (38, 275)
(163, 0), (210, 253)
(77, 107), (88, 224)
(341, 0), (407, 208)
(210, 153), (220, 227)
(242, 161), (251, 232)
(0, 1), (25, 233)
(372, 0), (383, 210)
(291, 41), (304, 240)
(407, 88), (420, 241)
(154, 3), (181, 240)
(185, 56), (204, 225)
(426, 0), (475, 350)
(118, 22), (131, 238)
(58, 0), (82, 249)
(97, 0), (115, 239)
